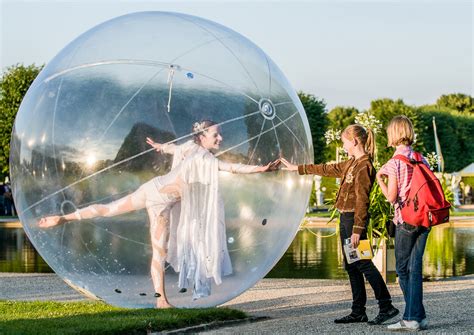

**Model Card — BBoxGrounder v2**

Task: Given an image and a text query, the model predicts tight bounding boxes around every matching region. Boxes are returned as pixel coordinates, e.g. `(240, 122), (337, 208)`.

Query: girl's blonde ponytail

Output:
(365, 127), (375, 160)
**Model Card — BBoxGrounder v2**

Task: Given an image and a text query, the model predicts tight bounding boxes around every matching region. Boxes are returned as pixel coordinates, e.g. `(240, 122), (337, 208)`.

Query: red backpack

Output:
(394, 152), (451, 228)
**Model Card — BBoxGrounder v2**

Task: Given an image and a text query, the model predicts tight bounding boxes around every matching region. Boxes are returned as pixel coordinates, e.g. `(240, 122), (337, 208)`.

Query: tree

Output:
(418, 106), (474, 172)
(436, 93), (473, 114)
(325, 106), (359, 160)
(327, 106), (359, 131)
(0, 64), (43, 177)
(298, 92), (327, 163)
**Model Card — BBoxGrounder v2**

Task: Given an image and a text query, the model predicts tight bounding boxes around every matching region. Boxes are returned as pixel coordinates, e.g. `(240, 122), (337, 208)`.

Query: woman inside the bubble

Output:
(39, 120), (279, 308)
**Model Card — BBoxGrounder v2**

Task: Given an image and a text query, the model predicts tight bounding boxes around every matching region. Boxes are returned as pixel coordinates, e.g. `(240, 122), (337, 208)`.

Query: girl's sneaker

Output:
(368, 306), (400, 325)
(419, 318), (428, 330)
(387, 320), (420, 330)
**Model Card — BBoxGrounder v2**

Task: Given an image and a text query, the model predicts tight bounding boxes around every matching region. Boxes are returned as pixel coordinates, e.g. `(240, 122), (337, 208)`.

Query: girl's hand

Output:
(280, 157), (298, 171)
(146, 137), (161, 152)
(376, 169), (386, 178)
(351, 233), (360, 248)
(376, 170), (387, 184)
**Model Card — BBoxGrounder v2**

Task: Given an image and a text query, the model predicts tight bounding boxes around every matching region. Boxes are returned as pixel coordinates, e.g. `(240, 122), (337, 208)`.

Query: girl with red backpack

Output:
(377, 115), (433, 331)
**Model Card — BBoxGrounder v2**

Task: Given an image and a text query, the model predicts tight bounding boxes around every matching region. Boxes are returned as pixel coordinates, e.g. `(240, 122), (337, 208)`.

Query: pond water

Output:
(267, 225), (474, 281)
(1, 225), (473, 281)
(0, 227), (52, 273)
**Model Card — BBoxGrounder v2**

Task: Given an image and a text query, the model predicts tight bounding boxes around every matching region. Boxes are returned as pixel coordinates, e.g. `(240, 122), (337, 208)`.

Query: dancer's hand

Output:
(146, 137), (162, 152)
(255, 162), (272, 173)
(280, 157), (298, 171)
(254, 159), (280, 172)
(38, 216), (65, 228)
(267, 158), (281, 171)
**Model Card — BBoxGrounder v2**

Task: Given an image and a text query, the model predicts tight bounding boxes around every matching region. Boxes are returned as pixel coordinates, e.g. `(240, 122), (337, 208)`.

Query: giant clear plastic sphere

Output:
(10, 11), (313, 308)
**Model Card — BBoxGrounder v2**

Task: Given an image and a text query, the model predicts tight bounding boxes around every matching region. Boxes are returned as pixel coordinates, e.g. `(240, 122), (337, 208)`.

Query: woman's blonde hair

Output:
(342, 124), (375, 160)
(386, 115), (415, 147)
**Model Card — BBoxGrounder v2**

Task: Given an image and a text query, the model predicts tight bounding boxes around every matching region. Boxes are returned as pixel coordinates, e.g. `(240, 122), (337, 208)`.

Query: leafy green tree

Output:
(0, 64), (43, 177)
(417, 106), (474, 172)
(436, 93), (473, 114)
(327, 106), (359, 130)
(298, 92), (328, 163)
(325, 107), (359, 161)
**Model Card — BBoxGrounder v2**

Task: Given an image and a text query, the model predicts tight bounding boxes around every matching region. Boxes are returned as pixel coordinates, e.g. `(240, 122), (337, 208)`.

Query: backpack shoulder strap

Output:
(411, 151), (424, 163)
(394, 151), (425, 166)
(393, 154), (413, 166)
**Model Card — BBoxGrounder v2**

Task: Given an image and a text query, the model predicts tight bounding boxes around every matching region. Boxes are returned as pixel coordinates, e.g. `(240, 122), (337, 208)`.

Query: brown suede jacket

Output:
(298, 154), (375, 235)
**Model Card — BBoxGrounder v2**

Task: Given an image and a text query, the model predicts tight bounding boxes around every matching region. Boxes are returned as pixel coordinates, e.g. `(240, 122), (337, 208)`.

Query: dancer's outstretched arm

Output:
(146, 137), (177, 155)
(218, 158), (280, 174)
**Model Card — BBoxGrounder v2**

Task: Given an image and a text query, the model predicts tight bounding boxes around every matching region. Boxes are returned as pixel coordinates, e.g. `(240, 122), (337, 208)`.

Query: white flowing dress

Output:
(164, 141), (258, 298)
(76, 140), (259, 299)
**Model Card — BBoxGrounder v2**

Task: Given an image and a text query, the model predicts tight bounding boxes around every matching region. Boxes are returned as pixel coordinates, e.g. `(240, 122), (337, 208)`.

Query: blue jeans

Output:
(395, 223), (430, 322)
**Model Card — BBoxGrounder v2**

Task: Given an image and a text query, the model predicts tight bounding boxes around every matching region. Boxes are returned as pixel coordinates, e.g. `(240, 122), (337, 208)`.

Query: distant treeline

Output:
(1, 64), (472, 180)
(300, 93), (473, 172)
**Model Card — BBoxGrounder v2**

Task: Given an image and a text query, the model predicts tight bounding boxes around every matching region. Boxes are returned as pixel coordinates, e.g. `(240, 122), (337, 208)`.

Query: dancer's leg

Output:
(38, 184), (148, 228)
(148, 207), (172, 308)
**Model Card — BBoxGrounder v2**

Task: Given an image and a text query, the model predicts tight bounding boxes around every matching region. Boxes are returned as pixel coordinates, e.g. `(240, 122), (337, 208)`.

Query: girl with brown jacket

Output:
(281, 124), (399, 325)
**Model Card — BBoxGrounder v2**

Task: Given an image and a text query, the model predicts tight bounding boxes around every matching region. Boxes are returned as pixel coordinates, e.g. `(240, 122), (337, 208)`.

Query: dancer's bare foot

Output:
(38, 216), (66, 228)
(156, 298), (173, 309)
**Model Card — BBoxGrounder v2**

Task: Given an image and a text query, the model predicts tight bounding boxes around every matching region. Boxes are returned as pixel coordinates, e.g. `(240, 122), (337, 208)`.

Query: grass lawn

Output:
(0, 300), (246, 335)
(451, 210), (474, 216)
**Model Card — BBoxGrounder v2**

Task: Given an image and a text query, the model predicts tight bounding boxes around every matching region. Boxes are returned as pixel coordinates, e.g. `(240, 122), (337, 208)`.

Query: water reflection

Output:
(267, 225), (474, 280)
(0, 225), (473, 280)
(424, 227), (474, 279)
(0, 227), (52, 273)
(267, 228), (347, 280)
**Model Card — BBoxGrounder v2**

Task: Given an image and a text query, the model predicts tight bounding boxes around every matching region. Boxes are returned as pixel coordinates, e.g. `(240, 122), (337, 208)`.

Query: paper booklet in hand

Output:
(343, 238), (373, 264)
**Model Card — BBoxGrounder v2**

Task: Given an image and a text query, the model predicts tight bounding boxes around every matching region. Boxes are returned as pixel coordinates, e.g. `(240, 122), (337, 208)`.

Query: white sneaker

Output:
(387, 320), (420, 331)
(419, 318), (428, 330)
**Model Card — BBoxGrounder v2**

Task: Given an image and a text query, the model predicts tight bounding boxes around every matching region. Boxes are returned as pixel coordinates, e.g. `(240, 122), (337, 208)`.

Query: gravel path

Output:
(1, 273), (473, 334)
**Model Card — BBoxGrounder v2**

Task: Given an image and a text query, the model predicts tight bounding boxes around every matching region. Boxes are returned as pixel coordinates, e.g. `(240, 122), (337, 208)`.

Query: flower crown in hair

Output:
(193, 121), (206, 133)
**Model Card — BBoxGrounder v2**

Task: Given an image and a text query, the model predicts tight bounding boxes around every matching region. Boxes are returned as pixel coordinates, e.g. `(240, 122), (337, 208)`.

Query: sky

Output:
(1, 0), (472, 111)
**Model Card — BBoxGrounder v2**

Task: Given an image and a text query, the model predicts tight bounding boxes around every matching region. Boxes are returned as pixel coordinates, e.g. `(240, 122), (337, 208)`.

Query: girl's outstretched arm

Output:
(281, 157), (351, 178)
(280, 157), (298, 171)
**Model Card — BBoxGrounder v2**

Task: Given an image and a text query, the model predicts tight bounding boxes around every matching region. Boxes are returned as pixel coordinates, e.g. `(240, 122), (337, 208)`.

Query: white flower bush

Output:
(354, 113), (383, 134)
(425, 152), (440, 171)
(324, 128), (341, 145)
